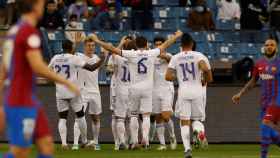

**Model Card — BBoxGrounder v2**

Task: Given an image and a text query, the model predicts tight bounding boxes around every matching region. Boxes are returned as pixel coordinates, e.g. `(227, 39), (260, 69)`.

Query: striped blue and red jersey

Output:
(252, 57), (280, 118)
(2, 21), (42, 107)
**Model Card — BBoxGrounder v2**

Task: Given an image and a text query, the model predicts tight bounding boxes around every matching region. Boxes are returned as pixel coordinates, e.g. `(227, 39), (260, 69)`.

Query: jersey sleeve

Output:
(121, 50), (137, 58)
(23, 28), (41, 53)
(150, 48), (161, 57)
(72, 55), (86, 67)
(168, 56), (176, 70)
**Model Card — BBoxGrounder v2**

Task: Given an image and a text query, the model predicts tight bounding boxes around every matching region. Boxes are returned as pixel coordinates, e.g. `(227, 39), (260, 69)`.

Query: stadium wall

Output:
(0, 85), (261, 143)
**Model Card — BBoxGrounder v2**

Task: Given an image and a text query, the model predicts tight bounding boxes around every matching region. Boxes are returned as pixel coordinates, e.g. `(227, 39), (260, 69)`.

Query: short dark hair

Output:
(62, 40), (73, 53)
(135, 36), (148, 49)
(47, 0), (56, 4)
(69, 14), (78, 20)
(153, 36), (166, 44)
(17, 0), (39, 14)
(192, 40), (196, 51)
(123, 40), (137, 50)
(181, 33), (194, 48)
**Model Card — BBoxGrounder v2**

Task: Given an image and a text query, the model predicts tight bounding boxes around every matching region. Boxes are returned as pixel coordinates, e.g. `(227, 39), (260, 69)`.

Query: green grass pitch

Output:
(1, 144), (280, 158)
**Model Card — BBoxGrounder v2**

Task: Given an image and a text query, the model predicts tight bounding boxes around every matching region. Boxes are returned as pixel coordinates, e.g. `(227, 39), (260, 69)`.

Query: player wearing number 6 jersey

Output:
(48, 40), (105, 149)
(166, 33), (213, 158)
(89, 30), (183, 149)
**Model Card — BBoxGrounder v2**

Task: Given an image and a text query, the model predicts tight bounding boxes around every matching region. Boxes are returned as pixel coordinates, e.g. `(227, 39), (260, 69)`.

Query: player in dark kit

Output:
(232, 38), (280, 158)
(0, 0), (80, 158)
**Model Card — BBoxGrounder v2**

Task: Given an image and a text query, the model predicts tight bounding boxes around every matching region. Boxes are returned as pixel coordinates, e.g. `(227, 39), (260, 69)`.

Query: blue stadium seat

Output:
(153, 18), (176, 30)
(190, 31), (206, 42)
(166, 0), (179, 6)
(110, 31), (124, 42)
(210, 43), (241, 59)
(223, 31), (241, 43)
(240, 31), (271, 43)
(240, 43), (262, 59)
(177, 7), (190, 18)
(196, 42), (210, 54)
(121, 18), (132, 30)
(167, 42), (180, 54)
(178, 19), (190, 32)
(81, 18), (90, 31)
(206, 31), (224, 42)
(216, 19), (235, 30)
(153, 7), (178, 18)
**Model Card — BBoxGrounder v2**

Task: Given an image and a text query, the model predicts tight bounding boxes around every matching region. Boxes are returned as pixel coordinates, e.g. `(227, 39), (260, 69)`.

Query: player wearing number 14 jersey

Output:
(48, 40), (104, 149)
(166, 33), (213, 158)
(89, 30), (183, 148)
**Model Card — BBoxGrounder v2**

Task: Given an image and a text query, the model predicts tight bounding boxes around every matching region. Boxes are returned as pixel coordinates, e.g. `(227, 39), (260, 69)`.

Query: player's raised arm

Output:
(199, 60), (213, 84)
(26, 50), (80, 96)
(232, 77), (257, 104)
(82, 51), (106, 72)
(165, 56), (177, 81)
(158, 53), (172, 62)
(158, 30), (183, 52)
(89, 33), (122, 56)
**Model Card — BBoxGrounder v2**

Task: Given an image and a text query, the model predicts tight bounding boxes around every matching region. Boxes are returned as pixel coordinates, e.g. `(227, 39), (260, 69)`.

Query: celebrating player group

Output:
(2, 1), (280, 158)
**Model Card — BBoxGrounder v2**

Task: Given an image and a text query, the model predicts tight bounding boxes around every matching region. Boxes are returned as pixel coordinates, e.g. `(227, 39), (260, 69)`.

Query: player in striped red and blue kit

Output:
(232, 38), (280, 158)
(0, 0), (80, 158)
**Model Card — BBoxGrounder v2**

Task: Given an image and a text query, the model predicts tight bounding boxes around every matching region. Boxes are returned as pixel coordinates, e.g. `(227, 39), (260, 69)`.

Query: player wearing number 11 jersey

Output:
(48, 40), (104, 149)
(89, 30), (183, 148)
(166, 33), (213, 158)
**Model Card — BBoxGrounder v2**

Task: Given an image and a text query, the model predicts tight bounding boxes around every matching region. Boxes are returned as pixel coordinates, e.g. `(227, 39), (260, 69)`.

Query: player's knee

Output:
(58, 111), (68, 119)
(155, 114), (163, 123)
(91, 114), (100, 122)
(10, 147), (30, 158)
(76, 109), (85, 118)
(37, 136), (54, 156)
(180, 120), (191, 126)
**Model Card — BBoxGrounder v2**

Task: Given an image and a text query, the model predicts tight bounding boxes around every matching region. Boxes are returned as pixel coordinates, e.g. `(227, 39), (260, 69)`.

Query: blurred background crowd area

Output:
(1, 0), (280, 84)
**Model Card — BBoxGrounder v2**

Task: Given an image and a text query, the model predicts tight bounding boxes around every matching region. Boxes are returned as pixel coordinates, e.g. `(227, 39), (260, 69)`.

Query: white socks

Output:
(142, 116), (151, 145)
(192, 121), (205, 133)
(76, 117), (88, 143)
(130, 116), (139, 144)
(58, 119), (67, 146)
(73, 119), (81, 145)
(116, 118), (126, 144)
(92, 120), (100, 144)
(166, 119), (175, 138)
(180, 125), (190, 152)
(156, 123), (165, 145)
(112, 117), (119, 145)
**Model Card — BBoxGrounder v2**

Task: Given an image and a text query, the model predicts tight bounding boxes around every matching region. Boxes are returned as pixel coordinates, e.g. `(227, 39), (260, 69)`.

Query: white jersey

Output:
(122, 48), (160, 89)
(108, 55), (130, 88)
(154, 53), (174, 88)
(168, 51), (210, 99)
(201, 55), (211, 94)
(76, 53), (100, 94)
(49, 53), (86, 99)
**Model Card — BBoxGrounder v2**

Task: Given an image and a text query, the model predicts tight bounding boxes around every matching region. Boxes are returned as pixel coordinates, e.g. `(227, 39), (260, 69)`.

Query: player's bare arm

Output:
(158, 53), (172, 62)
(158, 30), (183, 52)
(232, 77), (257, 104)
(0, 64), (6, 133)
(89, 33), (122, 56)
(26, 50), (80, 96)
(83, 51), (106, 72)
(199, 60), (213, 84)
(165, 68), (176, 81)
(117, 36), (129, 49)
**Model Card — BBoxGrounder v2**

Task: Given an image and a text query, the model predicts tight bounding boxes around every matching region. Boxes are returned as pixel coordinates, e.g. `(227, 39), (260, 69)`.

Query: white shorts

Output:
(111, 86), (130, 118)
(175, 96), (205, 121)
(152, 86), (174, 114)
(129, 88), (153, 115)
(83, 92), (102, 115)
(56, 96), (83, 113)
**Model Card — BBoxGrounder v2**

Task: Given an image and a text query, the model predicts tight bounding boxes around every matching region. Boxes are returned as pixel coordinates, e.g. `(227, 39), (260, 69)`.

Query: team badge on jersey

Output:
(271, 66), (277, 73)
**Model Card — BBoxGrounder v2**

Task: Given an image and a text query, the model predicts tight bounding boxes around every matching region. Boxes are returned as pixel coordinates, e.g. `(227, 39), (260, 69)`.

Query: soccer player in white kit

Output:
(152, 37), (177, 150)
(89, 30), (183, 148)
(48, 40), (104, 149)
(107, 38), (136, 150)
(72, 37), (106, 150)
(165, 33), (213, 158)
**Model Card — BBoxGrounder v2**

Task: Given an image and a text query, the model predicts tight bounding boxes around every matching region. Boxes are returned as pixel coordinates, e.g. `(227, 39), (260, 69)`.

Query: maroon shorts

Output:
(34, 107), (52, 140)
